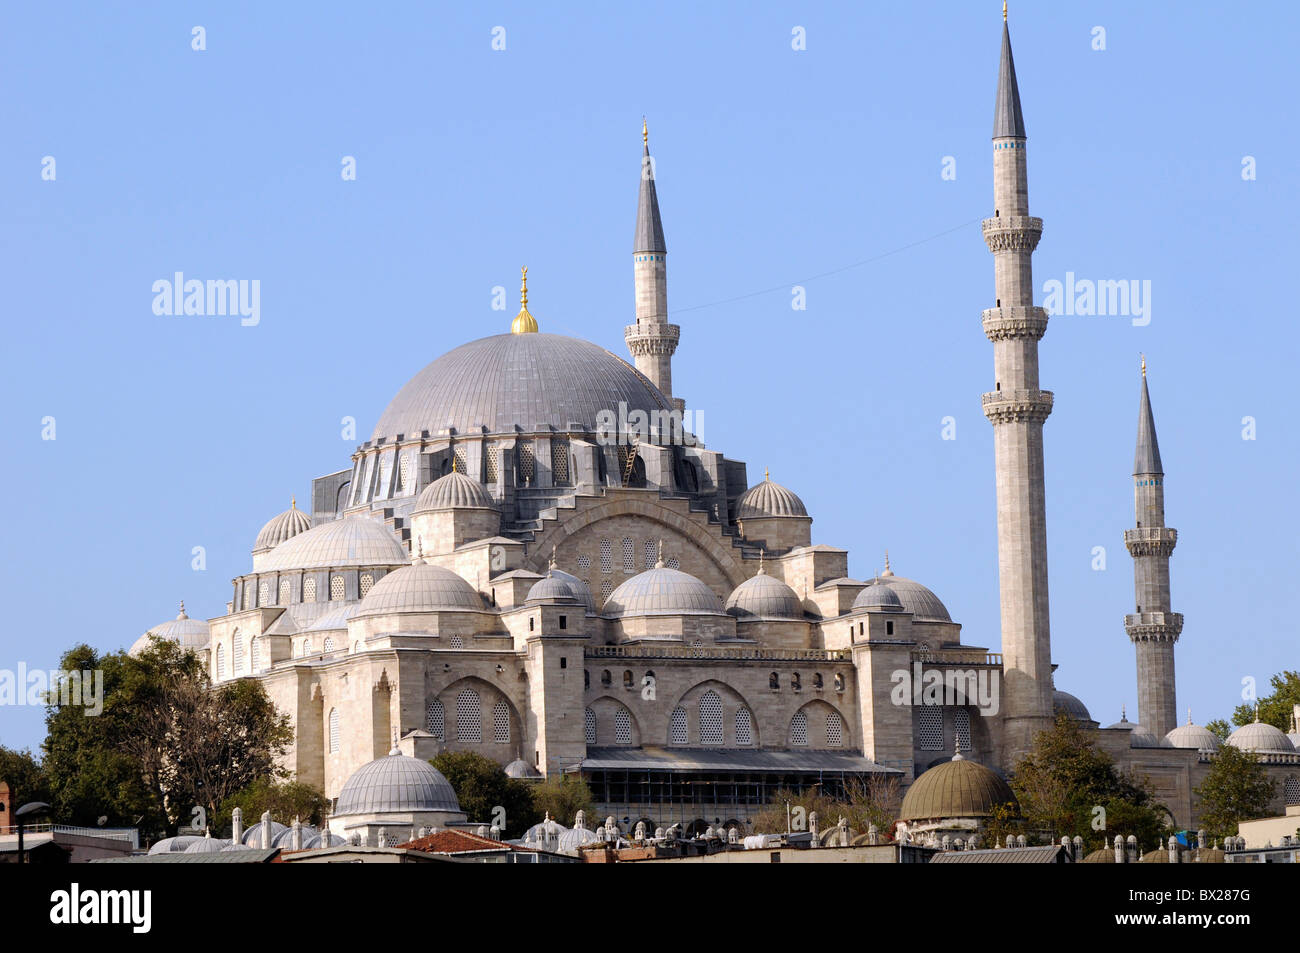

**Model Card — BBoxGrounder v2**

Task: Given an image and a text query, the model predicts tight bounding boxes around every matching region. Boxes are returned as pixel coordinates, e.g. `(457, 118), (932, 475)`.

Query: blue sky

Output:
(2, 1), (1296, 752)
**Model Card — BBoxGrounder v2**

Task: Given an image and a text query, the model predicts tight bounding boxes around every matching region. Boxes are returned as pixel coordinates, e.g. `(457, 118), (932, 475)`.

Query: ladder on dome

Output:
(622, 435), (639, 487)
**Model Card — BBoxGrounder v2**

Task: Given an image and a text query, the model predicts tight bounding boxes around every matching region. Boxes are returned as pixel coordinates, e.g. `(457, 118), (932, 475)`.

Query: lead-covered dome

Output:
(1225, 718), (1296, 755)
(253, 500), (312, 554)
(527, 572), (580, 604)
(852, 581), (904, 612)
(1164, 715), (1221, 752)
(736, 473), (808, 519)
(130, 602), (210, 656)
(257, 517), (408, 573)
(725, 570), (803, 620)
(335, 749), (461, 815)
(355, 563), (485, 616)
(899, 754), (1018, 821)
(850, 572), (951, 622)
(1053, 689), (1092, 723)
(372, 333), (673, 441)
(604, 565), (725, 617)
(415, 471), (495, 511)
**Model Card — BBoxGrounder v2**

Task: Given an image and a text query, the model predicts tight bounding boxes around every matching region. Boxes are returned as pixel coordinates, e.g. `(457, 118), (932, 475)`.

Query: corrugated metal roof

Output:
(573, 746), (898, 774)
(929, 845), (1068, 864)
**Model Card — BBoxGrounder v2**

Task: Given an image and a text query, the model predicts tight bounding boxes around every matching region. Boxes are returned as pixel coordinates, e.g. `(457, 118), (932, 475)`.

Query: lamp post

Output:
(15, 802), (51, 865)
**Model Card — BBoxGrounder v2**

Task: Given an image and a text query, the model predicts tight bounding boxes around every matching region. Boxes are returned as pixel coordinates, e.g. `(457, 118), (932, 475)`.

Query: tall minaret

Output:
(625, 120), (682, 410)
(1124, 357), (1182, 738)
(982, 9), (1055, 762)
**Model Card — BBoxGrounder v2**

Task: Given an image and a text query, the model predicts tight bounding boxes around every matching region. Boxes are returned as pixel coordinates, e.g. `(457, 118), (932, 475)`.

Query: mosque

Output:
(130, 13), (1300, 842)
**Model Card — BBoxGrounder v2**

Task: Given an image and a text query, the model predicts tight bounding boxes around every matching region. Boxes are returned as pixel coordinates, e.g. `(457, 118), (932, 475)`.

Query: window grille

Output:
(258, 582), (269, 606)
(456, 689), (482, 743)
(303, 637), (313, 656)
(517, 443), (534, 484)
(584, 708), (597, 745)
(215, 644), (226, 679)
(918, 706), (944, 750)
(615, 707), (632, 744)
(600, 580), (613, 605)
(330, 575), (345, 600)
(551, 437), (570, 484)
(669, 707), (688, 745)
(242, 586), (252, 610)
(577, 554), (591, 572)
(453, 444), (468, 476)
(426, 699), (445, 739)
(826, 711), (844, 747)
(303, 577), (317, 602)
(279, 579), (291, 604)
(790, 710), (808, 746)
(1285, 776), (1300, 805)
(323, 637), (335, 654)
(328, 708), (339, 753)
(599, 539), (613, 573)
(233, 634), (245, 674)
(735, 708), (753, 746)
(665, 557), (680, 570)
(699, 691), (723, 745)
(954, 708), (972, 752)
(622, 537), (635, 573)
(449, 634), (463, 649)
(644, 539), (657, 569)
(359, 573), (374, 597)
(250, 638), (261, 672)
(398, 456), (412, 492)
(493, 700), (510, 743)
(484, 446), (500, 484)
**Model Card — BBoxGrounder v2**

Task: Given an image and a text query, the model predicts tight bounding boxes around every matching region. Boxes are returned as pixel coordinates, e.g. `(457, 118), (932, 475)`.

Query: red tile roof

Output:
(397, 829), (536, 855)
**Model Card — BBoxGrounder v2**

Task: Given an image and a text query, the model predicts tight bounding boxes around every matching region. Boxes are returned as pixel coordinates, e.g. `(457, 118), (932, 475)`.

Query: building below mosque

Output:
(126, 14), (1299, 842)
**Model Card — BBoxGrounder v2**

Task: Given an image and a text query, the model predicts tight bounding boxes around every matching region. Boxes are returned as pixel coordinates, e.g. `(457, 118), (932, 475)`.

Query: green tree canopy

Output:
(430, 751), (540, 837)
(1193, 742), (1276, 843)
(214, 777), (329, 835)
(530, 773), (594, 827)
(0, 746), (53, 813)
(1230, 671), (1300, 732)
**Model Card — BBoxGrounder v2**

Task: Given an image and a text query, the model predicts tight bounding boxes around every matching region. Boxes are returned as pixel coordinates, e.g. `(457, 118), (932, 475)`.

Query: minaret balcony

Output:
(1124, 612), (1184, 642)
(981, 389), (1053, 424)
(982, 306), (1049, 342)
(982, 215), (1043, 253)
(1124, 526), (1177, 556)
(624, 322), (680, 356)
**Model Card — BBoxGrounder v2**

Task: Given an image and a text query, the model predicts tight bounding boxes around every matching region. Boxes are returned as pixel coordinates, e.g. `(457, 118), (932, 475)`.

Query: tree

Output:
(214, 777), (329, 834)
(1194, 742), (1276, 843)
(1230, 671), (1300, 732)
(750, 776), (899, 840)
(1009, 713), (1170, 850)
(1206, 718), (1232, 742)
(530, 773), (594, 826)
(430, 751), (539, 836)
(0, 746), (53, 812)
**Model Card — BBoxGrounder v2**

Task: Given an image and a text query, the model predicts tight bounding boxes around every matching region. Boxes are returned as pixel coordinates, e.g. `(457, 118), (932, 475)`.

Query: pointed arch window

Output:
(826, 711), (844, 747)
(790, 709), (808, 746)
(328, 708), (340, 753)
(615, 707), (632, 745)
(669, 707), (688, 745)
(456, 689), (482, 743)
(426, 698), (445, 739)
(584, 707), (597, 745)
(493, 699), (510, 743)
(735, 707), (754, 746)
(699, 690), (724, 746)
(215, 644), (226, 680)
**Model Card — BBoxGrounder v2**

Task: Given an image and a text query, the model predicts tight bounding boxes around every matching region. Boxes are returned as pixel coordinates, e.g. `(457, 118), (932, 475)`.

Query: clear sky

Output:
(2, 1), (1296, 752)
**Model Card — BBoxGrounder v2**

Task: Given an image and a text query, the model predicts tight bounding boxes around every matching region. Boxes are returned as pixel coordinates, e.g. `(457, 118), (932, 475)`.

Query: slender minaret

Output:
(625, 120), (682, 410)
(1124, 357), (1182, 738)
(982, 9), (1055, 761)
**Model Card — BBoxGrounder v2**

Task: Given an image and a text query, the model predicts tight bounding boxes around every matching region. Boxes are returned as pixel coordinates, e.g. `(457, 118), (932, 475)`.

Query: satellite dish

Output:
(97, 816), (108, 827)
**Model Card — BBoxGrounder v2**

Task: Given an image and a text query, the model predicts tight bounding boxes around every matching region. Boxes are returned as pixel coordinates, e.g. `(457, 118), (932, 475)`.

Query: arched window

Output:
(644, 539), (657, 569)
(398, 456), (412, 492)
(813, 673), (824, 689)
(233, 632), (244, 674)
(551, 436), (570, 484)
(826, 711), (844, 747)
(599, 539), (613, 573)
(328, 708), (340, 753)
(790, 710), (808, 746)
(303, 577), (317, 602)
(792, 673), (802, 691)
(735, 707), (754, 746)
(1284, 776), (1299, 806)
(456, 689), (482, 743)
(622, 537), (635, 572)
(352, 641), (361, 654)
(954, 708), (972, 752)
(330, 575), (345, 600)
(258, 581), (269, 606)
(250, 637), (262, 673)
(769, 672), (779, 690)
(584, 708), (597, 745)
(303, 637), (313, 656)
(215, 644), (226, 680)
(699, 691), (724, 745)
(834, 673), (845, 692)
(918, 707), (943, 750)
(669, 707), (688, 745)
(615, 707), (632, 745)
(584, 670), (590, 689)
(601, 670), (612, 687)
(279, 579), (291, 604)
(493, 699), (510, 743)
(323, 636), (335, 654)
(359, 573), (374, 597)
(426, 698), (445, 739)
(623, 670), (633, 689)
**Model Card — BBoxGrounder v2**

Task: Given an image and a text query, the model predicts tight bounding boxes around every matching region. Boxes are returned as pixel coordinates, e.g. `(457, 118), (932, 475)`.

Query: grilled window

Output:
(215, 644), (226, 680)
(599, 539), (613, 573)
(584, 708), (597, 745)
(622, 537), (635, 573)
(669, 707), (688, 745)
(330, 575), (345, 600)
(258, 582), (269, 606)
(328, 708), (340, 753)
(735, 707), (754, 746)
(303, 577), (317, 602)
(233, 633), (245, 674)
(398, 456), (412, 492)
(323, 637), (335, 654)
(644, 539), (657, 569)
(426, 699), (445, 739)
(359, 573), (374, 597)
(790, 710), (808, 746)
(493, 699), (510, 743)
(699, 691), (723, 746)
(250, 638), (262, 672)
(551, 437), (570, 484)
(517, 443), (534, 485)
(279, 579), (291, 604)
(954, 708), (972, 752)
(826, 711), (844, 747)
(918, 706), (944, 750)
(615, 707), (632, 744)
(456, 689), (482, 743)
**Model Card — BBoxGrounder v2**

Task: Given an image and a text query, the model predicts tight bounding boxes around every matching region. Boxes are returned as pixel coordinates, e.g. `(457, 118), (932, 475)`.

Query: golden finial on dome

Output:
(1140, 353), (1146, 378)
(643, 117), (648, 147)
(764, 467), (770, 481)
(1003, 1), (1008, 22)
(511, 266), (538, 334)
(291, 495), (296, 509)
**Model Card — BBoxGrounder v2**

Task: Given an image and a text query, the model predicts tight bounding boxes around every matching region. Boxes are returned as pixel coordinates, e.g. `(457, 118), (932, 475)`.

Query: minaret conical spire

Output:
(634, 119), (666, 254)
(1134, 357), (1163, 475)
(993, 15), (1026, 139)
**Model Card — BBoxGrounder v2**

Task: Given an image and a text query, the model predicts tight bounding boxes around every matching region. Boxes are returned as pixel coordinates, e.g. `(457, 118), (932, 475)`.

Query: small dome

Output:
(1105, 709), (1135, 731)
(1225, 719), (1296, 755)
(548, 568), (596, 614)
(736, 472), (808, 519)
(1053, 690), (1092, 723)
(241, 819), (288, 846)
(130, 602), (210, 656)
(604, 566), (725, 617)
(725, 570), (803, 620)
(271, 825), (320, 848)
(184, 836), (228, 853)
(414, 471), (496, 512)
(869, 575), (951, 622)
(253, 500), (312, 554)
(1082, 847), (1116, 863)
(899, 755), (1018, 821)
(504, 759), (542, 779)
(852, 581), (905, 612)
(1128, 724), (1165, 748)
(355, 563), (485, 616)
(1139, 848), (1171, 863)
(257, 517), (408, 573)
(526, 573), (580, 604)
(335, 749), (461, 816)
(1164, 714), (1222, 752)
(147, 835), (207, 854)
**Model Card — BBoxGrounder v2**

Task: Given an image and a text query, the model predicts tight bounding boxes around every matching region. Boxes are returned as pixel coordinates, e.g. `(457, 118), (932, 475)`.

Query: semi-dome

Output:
(1128, 724), (1164, 748)
(253, 500), (312, 554)
(355, 563), (485, 616)
(257, 517), (408, 573)
(852, 581), (905, 612)
(1164, 713), (1222, 752)
(414, 470), (495, 512)
(603, 565), (725, 617)
(372, 332), (672, 442)
(899, 754), (1018, 822)
(736, 472), (808, 519)
(526, 572), (581, 604)
(1052, 689), (1092, 723)
(725, 570), (803, 620)
(335, 748), (461, 816)
(130, 602), (210, 656)
(1225, 718), (1296, 755)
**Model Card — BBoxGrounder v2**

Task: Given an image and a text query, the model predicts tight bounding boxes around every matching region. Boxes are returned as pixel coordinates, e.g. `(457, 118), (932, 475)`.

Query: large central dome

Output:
(372, 333), (673, 441)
